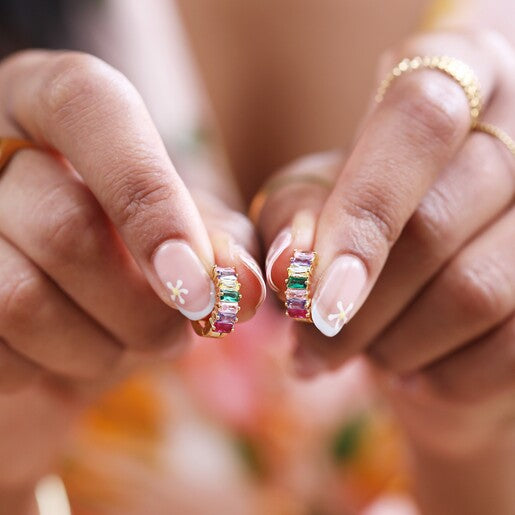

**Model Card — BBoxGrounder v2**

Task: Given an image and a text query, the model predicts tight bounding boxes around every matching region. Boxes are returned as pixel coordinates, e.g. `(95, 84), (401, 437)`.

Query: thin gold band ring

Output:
(248, 174), (333, 226)
(0, 137), (38, 173)
(474, 122), (515, 157)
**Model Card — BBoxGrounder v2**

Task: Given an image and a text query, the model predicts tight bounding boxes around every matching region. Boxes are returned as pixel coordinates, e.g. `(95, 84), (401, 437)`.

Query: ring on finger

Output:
(375, 56), (483, 127)
(474, 121), (515, 157)
(248, 174), (333, 226)
(0, 137), (37, 173)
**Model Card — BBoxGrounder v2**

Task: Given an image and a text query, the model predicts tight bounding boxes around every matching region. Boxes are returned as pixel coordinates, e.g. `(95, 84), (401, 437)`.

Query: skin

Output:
(0, 47), (264, 512)
(1, 0), (515, 513)
(246, 18), (515, 515)
(178, 0), (515, 512)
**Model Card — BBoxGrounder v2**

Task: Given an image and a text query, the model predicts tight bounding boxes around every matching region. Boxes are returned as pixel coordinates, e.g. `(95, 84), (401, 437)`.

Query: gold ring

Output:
(191, 265), (241, 338)
(474, 122), (515, 157)
(375, 56), (482, 127)
(248, 174), (333, 226)
(0, 137), (37, 173)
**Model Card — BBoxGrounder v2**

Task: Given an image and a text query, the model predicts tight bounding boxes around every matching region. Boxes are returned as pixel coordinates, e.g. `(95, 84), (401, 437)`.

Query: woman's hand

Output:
(0, 49), (264, 495)
(259, 29), (515, 433)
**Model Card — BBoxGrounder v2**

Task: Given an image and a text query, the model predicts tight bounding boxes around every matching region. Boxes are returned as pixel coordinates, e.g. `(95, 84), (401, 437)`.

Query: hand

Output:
(259, 29), (515, 442)
(0, 49), (264, 495)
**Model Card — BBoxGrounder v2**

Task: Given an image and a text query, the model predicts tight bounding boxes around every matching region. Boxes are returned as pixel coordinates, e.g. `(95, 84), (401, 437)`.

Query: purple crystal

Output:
(216, 312), (237, 325)
(286, 298), (308, 311)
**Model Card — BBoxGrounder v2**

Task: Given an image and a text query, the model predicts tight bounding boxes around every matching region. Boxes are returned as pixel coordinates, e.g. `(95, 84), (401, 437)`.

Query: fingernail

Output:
(265, 228), (292, 292)
(153, 240), (215, 320)
(291, 210), (316, 250)
(311, 254), (367, 337)
(233, 245), (267, 308)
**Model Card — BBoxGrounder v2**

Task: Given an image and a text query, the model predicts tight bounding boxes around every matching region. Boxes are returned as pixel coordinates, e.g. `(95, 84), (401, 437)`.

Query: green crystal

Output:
(220, 289), (241, 302)
(287, 276), (307, 289)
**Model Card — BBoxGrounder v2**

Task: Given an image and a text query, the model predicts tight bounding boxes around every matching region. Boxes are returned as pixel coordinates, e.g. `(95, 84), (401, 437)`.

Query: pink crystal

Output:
(292, 250), (315, 266)
(286, 288), (308, 300)
(218, 302), (239, 315)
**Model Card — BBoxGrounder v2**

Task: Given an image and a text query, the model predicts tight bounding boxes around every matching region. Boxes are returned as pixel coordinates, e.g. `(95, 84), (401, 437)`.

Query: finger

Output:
(0, 237), (121, 379)
(408, 315), (515, 404)
(0, 338), (42, 393)
(305, 37), (498, 338)
(192, 189), (265, 321)
(0, 146), (186, 350)
(0, 50), (216, 320)
(295, 87), (515, 373)
(341, 47), (515, 356)
(369, 206), (515, 374)
(258, 151), (342, 294)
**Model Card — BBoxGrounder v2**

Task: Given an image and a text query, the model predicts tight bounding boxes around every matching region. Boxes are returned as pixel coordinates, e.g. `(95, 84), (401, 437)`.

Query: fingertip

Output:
(233, 244), (267, 309)
(209, 232), (265, 322)
(265, 227), (292, 293)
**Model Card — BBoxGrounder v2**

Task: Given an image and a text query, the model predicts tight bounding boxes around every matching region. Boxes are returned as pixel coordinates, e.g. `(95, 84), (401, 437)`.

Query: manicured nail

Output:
(311, 254), (367, 337)
(153, 240), (215, 320)
(291, 210), (316, 251)
(265, 228), (292, 292)
(233, 245), (267, 308)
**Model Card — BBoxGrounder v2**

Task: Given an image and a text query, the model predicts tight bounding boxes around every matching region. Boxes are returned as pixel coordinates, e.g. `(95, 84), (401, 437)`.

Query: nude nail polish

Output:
(311, 254), (367, 337)
(233, 244), (267, 308)
(153, 240), (215, 320)
(265, 228), (292, 292)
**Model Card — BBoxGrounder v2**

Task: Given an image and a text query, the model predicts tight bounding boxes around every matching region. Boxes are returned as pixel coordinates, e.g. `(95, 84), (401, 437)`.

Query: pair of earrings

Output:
(192, 250), (316, 338)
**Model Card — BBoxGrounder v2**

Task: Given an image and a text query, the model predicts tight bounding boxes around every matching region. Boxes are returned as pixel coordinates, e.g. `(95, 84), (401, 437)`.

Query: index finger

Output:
(1, 50), (215, 320)
(306, 38), (499, 338)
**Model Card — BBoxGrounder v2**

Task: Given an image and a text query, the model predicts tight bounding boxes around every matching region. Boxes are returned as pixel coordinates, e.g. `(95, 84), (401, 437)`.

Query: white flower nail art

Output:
(327, 301), (354, 331)
(166, 279), (189, 305)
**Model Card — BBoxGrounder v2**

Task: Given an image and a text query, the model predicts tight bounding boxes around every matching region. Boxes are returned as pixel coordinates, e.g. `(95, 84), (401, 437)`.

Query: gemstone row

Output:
(285, 250), (316, 321)
(210, 266), (241, 334)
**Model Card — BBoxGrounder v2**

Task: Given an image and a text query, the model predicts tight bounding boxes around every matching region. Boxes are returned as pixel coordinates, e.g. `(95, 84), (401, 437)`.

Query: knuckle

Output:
(403, 187), (456, 262)
(40, 52), (132, 127)
(0, 271), (45, 328)
(37, 184), (107, 267)
(106, 161), (173, 229)
(446, 258), (513, 323)
(344, 183), (403, 253)
(395, 72), (467, 147)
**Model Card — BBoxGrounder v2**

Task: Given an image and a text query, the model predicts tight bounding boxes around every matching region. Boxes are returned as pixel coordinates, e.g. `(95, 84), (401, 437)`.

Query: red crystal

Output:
(214, 321), (233, 333)
(287, 307), (309, 319)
